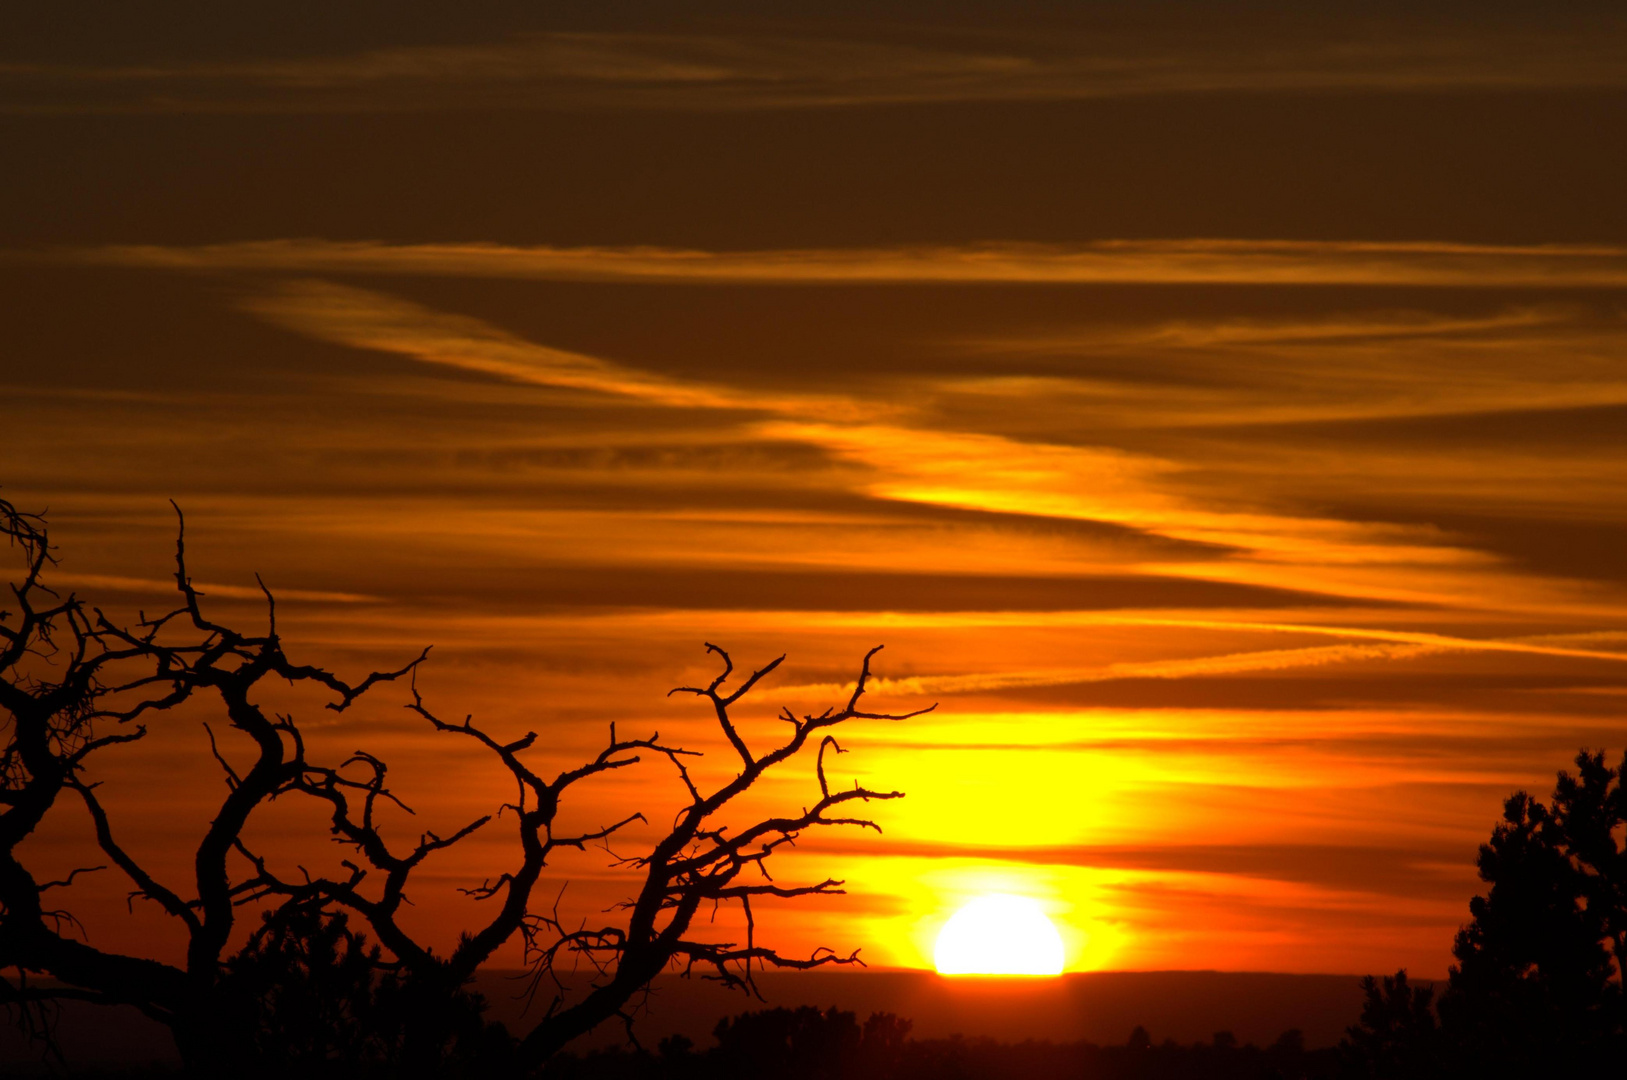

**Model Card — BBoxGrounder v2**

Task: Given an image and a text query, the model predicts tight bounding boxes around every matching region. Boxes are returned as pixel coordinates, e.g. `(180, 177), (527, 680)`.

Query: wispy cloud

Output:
(69, 238), (1627, 289)
(243, 279), (883, 425)
(232, 280), (1519, 606)
(778, 642), (1438, 698)
(8, 23), (1627, 114)
(195, 275), (1627, 631)
(937, 306), (1627, 428)
(989, 309), (1573, 350)
(775, 629), (1627, 700)
(812, 838), (1475, 900)
(52, 572), (376, 604)
(246, 279), (784, 413)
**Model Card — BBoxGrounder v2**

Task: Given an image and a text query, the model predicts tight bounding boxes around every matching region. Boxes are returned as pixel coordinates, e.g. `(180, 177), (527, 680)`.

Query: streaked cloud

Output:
(68, 238), (1627, 288)
(817, 838), (1475, 900)
(220, 279), (1532, 611)
(935, 305), (1627, 429)
(213, 277), (1627, 629)
(53, 571), (376, 604)
(242, 278), (863, 416)
(779, 642), (1438, 697)
(777, 631), (1627, 699)
(7, 21), (1627, 114)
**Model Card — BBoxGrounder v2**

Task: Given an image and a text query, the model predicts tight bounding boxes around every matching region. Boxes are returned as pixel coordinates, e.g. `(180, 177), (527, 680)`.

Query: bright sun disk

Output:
(933, 894), (1066, 976)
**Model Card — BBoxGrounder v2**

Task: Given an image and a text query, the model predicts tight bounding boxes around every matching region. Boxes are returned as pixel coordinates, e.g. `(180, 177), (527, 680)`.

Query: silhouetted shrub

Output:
(219, 907), (515, 1078)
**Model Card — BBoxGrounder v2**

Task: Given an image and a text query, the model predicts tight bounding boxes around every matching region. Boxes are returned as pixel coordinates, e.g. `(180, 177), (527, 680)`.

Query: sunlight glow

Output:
(933, 894), (1066, 976)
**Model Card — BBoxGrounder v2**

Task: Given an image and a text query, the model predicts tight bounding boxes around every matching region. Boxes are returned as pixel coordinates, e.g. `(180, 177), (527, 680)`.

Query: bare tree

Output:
(0, 497), (931, 1075)
(0, 496), (189, 1054)
(0, 497), (424, 1070)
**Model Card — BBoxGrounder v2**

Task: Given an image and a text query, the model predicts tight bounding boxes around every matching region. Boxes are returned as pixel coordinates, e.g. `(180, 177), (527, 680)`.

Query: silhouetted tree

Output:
(0, 494), (337, 1071)
(1349, 749), (1627, 1076)
(1341, 970), (1441, 1079)
(1436, 749), (1627, 1072)
(0, 497), (931, 1075)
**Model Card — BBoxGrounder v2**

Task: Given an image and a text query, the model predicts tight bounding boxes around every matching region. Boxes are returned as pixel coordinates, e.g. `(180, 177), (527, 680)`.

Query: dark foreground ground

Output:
(2, 969), (1373, 1075)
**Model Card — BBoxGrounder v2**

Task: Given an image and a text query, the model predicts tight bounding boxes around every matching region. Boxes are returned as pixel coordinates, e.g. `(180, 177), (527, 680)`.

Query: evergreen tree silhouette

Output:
(1350, 749), (1627, 1076)
(1342, 970), (1442, 1078)
(1439, 750), (1627, 1072)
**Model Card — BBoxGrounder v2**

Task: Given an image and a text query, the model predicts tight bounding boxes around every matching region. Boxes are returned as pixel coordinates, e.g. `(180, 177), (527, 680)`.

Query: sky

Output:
(4, 1), (1627, 981)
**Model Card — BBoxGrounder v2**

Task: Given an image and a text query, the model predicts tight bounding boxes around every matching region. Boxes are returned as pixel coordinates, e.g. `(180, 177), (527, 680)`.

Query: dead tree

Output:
(0, 496), (190, 1054)
(0, 497), (932, 1075)
(0, 497), (423, 1070)
(252, 641), (933, 1072)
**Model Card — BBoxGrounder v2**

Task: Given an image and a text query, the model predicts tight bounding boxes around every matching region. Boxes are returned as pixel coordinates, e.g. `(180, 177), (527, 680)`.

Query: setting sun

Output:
(934, 895), (1067, 976)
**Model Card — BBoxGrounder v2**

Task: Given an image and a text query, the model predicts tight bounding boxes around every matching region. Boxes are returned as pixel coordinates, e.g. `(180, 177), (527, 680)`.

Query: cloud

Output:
(774, 630), (1627, 700)
(982, 309), (1574, 351)
(68, 238), (1627, 289)
(217, 278), (1627, 619)
(936, 305), (1627, 428)
(244, 280), (753, 412)
(242, 278), (877, 423)
(810, 838), (1476, 900)
(50, 249), (1627, 617)
(52, 572), (375, 604)
(7, 22), (1627, 114)
(778, 642), (1437, 698)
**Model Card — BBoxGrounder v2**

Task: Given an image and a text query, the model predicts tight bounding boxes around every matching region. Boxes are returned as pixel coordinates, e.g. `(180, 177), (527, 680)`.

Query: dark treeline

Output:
(543, 1007), (1338, 1080)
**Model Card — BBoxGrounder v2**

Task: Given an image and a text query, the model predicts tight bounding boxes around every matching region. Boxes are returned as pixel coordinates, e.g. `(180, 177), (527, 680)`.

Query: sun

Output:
(933, 894), (1066, 976)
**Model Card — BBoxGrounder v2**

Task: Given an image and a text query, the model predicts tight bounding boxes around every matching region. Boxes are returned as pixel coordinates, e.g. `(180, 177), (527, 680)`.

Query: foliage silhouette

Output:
(0, 496), (930, 1075)
(217, 906), (515, 1078)
(1340, 970), (1441, 1079)
(1439, 748), (1627, 1072)
(1347, 748), (1627, 1076)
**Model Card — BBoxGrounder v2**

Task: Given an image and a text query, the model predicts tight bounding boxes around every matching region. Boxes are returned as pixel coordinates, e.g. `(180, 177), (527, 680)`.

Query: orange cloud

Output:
(69, 237), (1627, 287)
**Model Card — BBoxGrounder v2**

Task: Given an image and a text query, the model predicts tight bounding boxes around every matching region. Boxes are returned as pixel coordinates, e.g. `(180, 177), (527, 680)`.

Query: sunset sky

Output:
(6, 2), (1627, 983)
